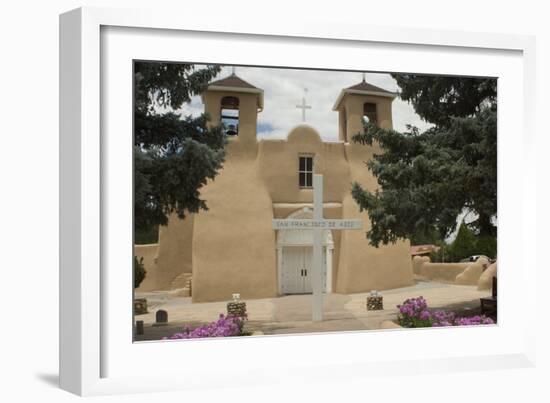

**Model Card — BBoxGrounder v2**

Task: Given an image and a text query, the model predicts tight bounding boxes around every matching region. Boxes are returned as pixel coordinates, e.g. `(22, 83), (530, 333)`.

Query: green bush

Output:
(134, 224), (159, 245)
(134, 256), (146, 289)
(476, 235), (497, 259)
(429, 243), (451, 262)
(425, 223), (497, 263)
(448, 222), (478, 262)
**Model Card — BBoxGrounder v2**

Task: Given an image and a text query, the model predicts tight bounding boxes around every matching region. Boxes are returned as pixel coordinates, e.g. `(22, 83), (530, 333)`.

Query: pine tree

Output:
(448, 222), (478, 261)
(352, 75), (497, 247)
(134, 62), (225, 233)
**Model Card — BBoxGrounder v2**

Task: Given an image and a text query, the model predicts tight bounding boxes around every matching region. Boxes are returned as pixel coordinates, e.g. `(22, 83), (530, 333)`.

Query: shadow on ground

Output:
(35, 373), (59, 388)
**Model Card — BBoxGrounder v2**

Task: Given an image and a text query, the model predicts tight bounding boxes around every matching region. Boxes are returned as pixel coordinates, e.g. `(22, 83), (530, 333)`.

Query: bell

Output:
(226, 124), (238, 136)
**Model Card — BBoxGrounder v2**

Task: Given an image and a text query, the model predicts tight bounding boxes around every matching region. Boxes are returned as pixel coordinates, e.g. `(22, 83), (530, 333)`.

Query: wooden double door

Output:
(281, 246), (326, 294)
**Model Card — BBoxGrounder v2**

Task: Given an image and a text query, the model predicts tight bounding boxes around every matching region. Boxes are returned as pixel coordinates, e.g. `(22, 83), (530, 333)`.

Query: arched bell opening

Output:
(220, 96), (240, 136)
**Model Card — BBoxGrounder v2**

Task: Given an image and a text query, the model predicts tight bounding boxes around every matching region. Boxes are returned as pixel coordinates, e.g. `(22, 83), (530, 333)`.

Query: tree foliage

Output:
(429, 223), (497, 262)
(134, 256), (146, 289)
(448, 222), (478, 261)
(134, 62), (225, 232)
(134, 224), (159, 245)
(352, 75), (497, 247)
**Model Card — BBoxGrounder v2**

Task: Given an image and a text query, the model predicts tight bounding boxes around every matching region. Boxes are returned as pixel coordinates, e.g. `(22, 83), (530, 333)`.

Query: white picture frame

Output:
(60, 6), (537, 396)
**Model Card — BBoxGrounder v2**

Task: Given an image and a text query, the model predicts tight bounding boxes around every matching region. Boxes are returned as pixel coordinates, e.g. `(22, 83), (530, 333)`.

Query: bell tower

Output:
(202, 72), (264, 144)
(332, 77), (397, 143)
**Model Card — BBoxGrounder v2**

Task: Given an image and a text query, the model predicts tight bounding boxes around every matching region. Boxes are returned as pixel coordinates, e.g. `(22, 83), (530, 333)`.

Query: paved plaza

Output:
(134, 279), (491, 341)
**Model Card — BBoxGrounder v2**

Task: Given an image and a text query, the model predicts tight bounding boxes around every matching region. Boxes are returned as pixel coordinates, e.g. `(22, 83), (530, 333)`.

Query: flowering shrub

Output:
(396, 297), (433, 328)
(397, 296), (494, 328)
(454, 315), (495, 326)
(430, 310), (456, 327)
(164, 313), (248, 340)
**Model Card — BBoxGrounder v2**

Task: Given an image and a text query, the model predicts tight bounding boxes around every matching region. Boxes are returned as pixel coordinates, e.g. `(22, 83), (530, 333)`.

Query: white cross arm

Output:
(272, 219), (363, 230)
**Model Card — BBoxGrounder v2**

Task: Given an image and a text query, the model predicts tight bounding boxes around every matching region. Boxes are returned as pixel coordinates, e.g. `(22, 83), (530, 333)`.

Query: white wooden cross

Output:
(296, 88), (311, 122)
(272, 174), (363, 321)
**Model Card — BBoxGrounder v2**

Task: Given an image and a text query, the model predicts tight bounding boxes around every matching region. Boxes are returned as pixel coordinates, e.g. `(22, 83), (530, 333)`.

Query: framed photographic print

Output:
(60, 6), (536, 396)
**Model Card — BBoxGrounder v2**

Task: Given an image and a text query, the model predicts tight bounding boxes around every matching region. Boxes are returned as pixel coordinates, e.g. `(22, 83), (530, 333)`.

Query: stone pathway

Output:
(134, 279), (491, 341)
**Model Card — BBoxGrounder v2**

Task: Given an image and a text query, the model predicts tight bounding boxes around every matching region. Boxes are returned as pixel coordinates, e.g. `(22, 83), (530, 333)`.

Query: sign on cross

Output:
(272, 174), (363, 321)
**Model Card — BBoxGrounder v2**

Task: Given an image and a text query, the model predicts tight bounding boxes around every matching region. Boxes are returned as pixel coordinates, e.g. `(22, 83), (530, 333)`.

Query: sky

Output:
(176, 65), (433, 141)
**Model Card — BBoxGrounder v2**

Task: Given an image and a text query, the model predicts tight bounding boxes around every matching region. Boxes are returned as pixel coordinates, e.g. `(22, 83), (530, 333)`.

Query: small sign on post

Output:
(272, 174), (363, 322)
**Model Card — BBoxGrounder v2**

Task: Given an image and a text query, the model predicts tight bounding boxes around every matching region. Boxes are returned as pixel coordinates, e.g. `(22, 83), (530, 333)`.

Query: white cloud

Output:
(176, 65), (433, 140)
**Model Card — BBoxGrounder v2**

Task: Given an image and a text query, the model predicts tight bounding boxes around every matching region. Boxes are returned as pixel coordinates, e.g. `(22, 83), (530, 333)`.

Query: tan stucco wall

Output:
(134, 244), (160, 292)
(478, 261), (497, 290)
(413, 255), (431, 274)
(455, 257), (490, 285)
(419, 262), (471, 282)
(155, 214), (194, 290)
(258, 126), (351, 203)
(191, 139), (277, 302)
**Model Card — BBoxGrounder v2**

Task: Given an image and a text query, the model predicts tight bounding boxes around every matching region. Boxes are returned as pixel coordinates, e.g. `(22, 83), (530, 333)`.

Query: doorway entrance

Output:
(276, 207), (334, 295)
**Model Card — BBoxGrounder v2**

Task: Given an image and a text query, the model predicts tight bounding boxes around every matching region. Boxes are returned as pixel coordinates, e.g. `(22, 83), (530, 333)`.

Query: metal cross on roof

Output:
(296, 88), (312, 122)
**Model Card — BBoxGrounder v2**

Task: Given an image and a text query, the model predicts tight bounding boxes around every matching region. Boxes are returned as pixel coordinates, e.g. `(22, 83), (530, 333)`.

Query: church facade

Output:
(136, 74), (414, 302)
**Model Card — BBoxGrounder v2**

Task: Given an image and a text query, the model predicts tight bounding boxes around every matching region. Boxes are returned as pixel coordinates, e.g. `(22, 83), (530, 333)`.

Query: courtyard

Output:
(134, 278), (492, 341)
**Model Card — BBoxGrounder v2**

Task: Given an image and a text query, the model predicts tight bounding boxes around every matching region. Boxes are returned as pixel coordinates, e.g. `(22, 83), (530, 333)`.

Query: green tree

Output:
(134, 225), (159, 245)
(134, 256), (146, 289)
(351, 75), (497, 247)
(134, 62), (225, 232)
(448, 222), (478, 261)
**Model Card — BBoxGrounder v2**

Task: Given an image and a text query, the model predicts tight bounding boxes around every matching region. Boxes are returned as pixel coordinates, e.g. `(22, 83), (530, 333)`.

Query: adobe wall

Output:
(414, 257), (491, 286)
(154, 214), (194, 290)
(191, 139), (277, 302)
(478, 261), (497, 290)
(419, 263), (470, 282)
(258, 126), (350, 203)
(336, 139), (413, 293)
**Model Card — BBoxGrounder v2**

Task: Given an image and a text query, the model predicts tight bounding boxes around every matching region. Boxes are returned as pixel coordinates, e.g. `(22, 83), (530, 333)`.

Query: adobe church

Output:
(135, 73), (414, 302)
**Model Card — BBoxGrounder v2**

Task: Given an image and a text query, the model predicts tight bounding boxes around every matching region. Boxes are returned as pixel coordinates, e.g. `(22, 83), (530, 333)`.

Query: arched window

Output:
(363, 103), (378, 127)
(221, 96), (240, 136)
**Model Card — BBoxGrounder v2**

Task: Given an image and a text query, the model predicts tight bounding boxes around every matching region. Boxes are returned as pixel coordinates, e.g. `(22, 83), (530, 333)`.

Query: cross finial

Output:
(231, 66), (236, 76)
(362, 72), (366, 82)
(296, 87), (312, 122)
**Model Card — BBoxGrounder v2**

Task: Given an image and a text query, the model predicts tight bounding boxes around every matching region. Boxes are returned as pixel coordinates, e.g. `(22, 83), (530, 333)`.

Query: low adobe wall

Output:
(419, 262), (470, 282)
(478, 262), (497, 290)
(413, 256), (471, 283)
(134, 244), (160, 292)
(413, 255), (493, 286)
(455, 257), (490, 285)
(412, 256), (430, 275)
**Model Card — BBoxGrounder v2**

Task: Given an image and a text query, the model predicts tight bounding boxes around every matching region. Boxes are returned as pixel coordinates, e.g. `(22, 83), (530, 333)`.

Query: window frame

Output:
(298, 154), (314, 189)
